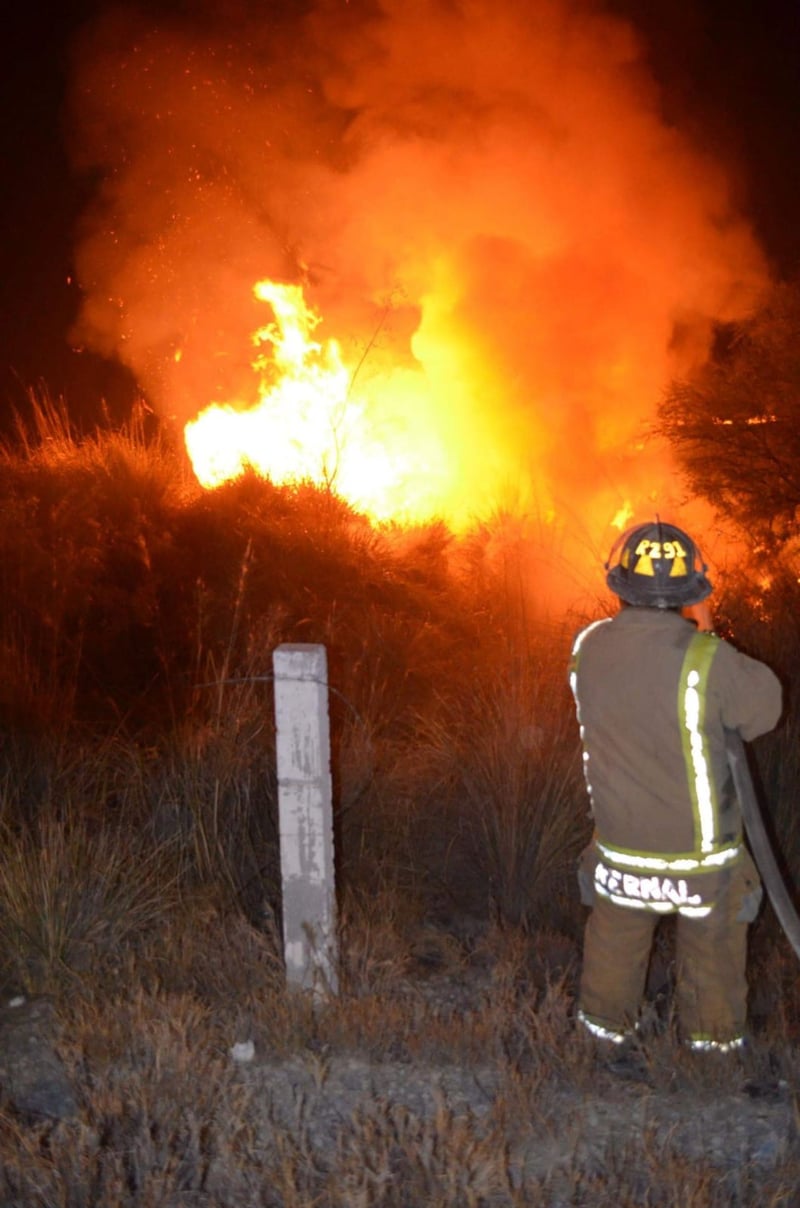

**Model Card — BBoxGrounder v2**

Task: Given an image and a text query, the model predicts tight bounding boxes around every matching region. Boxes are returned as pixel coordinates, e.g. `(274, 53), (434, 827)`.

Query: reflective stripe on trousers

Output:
(579, 859), (756, 1049)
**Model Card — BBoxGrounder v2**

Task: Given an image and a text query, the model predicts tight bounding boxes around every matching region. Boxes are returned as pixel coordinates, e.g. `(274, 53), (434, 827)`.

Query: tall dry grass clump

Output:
(0, 811), (179, 995)
(0, 392), (191, 732)
(414, 645), (588, 930)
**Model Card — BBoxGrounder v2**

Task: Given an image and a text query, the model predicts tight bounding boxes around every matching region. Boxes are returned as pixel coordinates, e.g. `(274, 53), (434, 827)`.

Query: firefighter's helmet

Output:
(605, 521), (712, 607)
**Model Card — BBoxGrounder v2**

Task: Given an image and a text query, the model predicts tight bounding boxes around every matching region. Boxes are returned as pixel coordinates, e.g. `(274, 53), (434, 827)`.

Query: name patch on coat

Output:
(595, 860), (710, 915)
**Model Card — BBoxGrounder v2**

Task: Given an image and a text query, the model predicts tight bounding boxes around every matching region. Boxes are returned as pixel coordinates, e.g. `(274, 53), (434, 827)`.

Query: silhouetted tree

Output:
(659, 282), (800, 551)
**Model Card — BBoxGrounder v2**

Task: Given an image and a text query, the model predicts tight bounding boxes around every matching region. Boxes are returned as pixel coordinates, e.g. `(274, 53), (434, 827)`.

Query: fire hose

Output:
(725, 730), (800, 961)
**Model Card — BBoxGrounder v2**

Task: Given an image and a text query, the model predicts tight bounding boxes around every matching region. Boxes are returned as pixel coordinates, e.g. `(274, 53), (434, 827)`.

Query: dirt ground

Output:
(234, 951), (800, 1201)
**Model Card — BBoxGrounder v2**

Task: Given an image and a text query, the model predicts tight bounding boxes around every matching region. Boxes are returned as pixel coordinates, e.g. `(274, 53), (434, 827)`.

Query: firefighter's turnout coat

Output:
(570, 607), (782, 919)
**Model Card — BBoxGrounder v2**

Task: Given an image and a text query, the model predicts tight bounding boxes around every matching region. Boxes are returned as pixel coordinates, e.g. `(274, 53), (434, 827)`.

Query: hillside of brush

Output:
(1, 397), (799, 1204)
(0, 395), (598, 948)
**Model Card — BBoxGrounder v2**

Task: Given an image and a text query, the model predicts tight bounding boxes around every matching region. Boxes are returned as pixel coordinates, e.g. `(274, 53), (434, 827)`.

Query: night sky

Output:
(0, 0), (798, 430)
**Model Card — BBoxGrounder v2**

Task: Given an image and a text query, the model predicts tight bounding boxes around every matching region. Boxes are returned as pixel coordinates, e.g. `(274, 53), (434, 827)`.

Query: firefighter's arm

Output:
(718, 645), (783, 741)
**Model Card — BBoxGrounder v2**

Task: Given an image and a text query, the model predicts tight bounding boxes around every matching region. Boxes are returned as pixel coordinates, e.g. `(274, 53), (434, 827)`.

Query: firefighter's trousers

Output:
(579, 854), (761, 1048)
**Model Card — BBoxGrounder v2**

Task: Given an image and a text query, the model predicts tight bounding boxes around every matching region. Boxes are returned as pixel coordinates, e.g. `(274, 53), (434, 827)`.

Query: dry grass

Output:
(0, 919), (798, 1205)
(0, 813), (179, 997)
(414, 649), (589, 929)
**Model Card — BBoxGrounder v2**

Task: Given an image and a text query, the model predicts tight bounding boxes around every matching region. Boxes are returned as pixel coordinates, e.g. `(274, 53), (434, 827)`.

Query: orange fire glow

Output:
(67, 0), (773, 582)
(184, 280), (456, 524)
(181, 276), (666, 537)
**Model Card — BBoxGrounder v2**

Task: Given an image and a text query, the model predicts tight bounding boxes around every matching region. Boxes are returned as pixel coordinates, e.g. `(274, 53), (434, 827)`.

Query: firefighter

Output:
(569, 520), (782, 1053)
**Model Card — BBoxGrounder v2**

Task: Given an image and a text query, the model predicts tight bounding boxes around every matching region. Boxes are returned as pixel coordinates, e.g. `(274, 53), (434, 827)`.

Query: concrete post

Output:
(272, 643), (337, 995)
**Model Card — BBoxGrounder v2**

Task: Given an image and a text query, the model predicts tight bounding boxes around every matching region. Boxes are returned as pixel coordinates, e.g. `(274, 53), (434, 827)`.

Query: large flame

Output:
(183, 277), (638, 532)
(184, 280), (455, 524)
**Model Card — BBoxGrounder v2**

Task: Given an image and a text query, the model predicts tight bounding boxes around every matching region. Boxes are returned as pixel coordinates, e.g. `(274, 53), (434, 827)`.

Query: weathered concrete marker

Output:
(272, 643), (338, 995)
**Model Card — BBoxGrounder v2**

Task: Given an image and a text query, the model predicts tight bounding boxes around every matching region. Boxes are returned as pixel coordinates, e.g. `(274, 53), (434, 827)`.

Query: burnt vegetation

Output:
(659, 281), (800, 552)
(0, 391), (798, 1202)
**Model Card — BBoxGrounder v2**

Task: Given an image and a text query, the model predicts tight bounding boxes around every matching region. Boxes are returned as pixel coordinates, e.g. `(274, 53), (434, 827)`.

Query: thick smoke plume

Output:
(67, 0), (768, 554)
